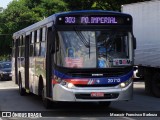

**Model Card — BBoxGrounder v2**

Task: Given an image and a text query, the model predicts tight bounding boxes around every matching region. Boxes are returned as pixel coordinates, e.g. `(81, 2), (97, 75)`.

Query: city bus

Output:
(12, 10), (136, 108)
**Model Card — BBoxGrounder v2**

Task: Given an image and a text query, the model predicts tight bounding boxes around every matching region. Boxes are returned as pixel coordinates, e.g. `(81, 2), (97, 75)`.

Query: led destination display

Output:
(65, 16), (117, 24)
(57, 15), (131, 25)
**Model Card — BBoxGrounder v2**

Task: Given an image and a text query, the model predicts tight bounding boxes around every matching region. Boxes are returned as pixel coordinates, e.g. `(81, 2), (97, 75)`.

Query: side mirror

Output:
(133, 37), (136, 49)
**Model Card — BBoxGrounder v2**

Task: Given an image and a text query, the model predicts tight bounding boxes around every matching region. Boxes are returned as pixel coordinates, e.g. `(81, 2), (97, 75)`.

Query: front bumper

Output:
(52, 82), (133, 102)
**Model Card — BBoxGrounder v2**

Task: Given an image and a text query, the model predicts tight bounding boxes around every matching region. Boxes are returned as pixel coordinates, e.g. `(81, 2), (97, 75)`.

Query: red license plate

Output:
(91, 92), (104, 97)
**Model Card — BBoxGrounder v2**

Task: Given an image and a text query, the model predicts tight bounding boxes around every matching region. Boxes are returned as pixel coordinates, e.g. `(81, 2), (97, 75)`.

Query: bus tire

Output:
(152, 73), (160, 98)
(144, 68), (152, 95)
(42, 88), (52, 109)
(38, 76), (43, 96)
(98, 101), (111, 108)
(18, 73), (26, 96)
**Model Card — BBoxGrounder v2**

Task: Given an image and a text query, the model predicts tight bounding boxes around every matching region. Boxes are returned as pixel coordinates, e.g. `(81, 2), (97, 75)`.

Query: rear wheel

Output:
(38, 77), (43, 96)
(42, 88), (52, 109)
(18, 73), (26, 96)
(152, 73), (160, 97)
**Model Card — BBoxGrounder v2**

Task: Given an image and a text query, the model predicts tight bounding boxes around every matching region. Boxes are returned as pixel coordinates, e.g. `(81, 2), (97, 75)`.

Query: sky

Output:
(0, 0), (13, 8)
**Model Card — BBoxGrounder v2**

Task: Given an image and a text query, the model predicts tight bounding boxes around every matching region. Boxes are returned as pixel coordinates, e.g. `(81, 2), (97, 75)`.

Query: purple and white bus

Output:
(12, 10), (136, 108)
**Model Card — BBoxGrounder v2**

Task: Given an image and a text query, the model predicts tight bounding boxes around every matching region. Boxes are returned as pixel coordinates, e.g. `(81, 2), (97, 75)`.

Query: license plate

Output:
(91, 92), (104, 97)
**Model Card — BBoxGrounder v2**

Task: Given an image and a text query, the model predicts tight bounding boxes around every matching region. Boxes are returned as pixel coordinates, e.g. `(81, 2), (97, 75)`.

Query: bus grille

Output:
(71, 72), (124, 77)
(74, 84), (119, 87)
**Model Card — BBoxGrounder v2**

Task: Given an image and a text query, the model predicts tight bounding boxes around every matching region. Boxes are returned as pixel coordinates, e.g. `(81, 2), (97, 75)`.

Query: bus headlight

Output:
(67, 83), (74, 88)
(61, 80), (75, 89)
(120, 83), (126, 88)
(120, 78), (132, 88)
(53, 77), (75, 89)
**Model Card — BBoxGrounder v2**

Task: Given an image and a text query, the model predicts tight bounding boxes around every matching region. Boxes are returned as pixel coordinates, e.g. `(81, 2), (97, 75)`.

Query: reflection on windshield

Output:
(57, 31), (96, 68)
(56, 30), (131, 68)
(97, 31), (130, 68)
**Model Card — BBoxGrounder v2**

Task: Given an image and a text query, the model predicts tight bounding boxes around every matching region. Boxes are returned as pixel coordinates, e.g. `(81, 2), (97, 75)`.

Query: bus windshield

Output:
(56, 30), (132, 68)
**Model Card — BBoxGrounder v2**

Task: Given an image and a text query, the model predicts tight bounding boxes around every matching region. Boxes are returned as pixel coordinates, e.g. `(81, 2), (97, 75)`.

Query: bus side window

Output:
(21, 36), (25, 57)
(35, 30), (40, 56)
(40, 27), (46, 57)
(17, 37), (21, 67)
(29, 32), (34, 57)
(12, 40), (16, 58)
(18, 38), (20, 57)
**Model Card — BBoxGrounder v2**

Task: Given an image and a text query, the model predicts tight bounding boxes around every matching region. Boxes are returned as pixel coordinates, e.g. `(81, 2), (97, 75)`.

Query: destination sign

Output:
(57, 15), (131, 25)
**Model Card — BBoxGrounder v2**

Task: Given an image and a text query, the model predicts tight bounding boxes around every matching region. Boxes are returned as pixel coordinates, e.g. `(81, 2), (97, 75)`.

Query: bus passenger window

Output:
(30, 45), (34, 56)
(40, 42), (46, 57)
(35, 43), (40, 56)
(29, 32), (34, 56)
(39, 28), (46, 57)
(35, 30), (40, 56)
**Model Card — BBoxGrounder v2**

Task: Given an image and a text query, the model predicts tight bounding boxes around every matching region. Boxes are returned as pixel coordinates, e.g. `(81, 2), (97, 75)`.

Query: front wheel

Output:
(42, 88), (52, 109)
(152, 73), (160, 97)
(144, 68), (153, 95)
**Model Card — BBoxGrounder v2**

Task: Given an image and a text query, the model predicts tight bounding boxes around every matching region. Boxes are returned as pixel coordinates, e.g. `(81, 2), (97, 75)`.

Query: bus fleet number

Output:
(108, 78), (120, 83)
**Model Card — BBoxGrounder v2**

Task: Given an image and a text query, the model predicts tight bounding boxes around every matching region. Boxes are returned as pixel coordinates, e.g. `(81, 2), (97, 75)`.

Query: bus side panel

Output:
(20, 37), (25, 89)
(25, 35), (30, 90)
(46, 27), (54, 98)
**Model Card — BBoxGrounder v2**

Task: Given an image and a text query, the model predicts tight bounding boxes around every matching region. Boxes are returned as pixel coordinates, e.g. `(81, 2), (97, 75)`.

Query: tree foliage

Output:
(0, 0), (67, 57)
(64, 0), (150, 11)
(0, 0), (150, 57)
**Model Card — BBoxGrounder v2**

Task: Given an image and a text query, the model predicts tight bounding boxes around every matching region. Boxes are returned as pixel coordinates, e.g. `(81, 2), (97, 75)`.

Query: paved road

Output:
(0, 80), (160, 120)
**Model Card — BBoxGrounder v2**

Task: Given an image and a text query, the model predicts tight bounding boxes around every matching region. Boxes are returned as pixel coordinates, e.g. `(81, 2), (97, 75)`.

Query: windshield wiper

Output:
(75, 31), (90, 48)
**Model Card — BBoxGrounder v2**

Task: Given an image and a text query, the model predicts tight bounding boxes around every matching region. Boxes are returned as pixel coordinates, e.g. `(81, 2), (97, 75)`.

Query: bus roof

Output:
(55, 10), (131, 16)
(13, 10), (131, 38)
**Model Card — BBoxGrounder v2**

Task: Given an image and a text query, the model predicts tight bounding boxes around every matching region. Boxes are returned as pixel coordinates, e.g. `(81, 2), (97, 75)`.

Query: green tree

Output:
(0, 0), (67, 57)
(3, 0), (41, 33)
(65, 0), (150, 11)
(0, 0), (40, 56)
(35, 0), (68, 17)
(64, 0), (95, 10)
(2, 0), (67, 33)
